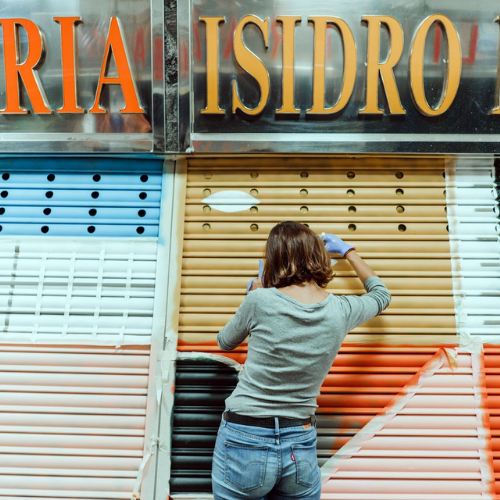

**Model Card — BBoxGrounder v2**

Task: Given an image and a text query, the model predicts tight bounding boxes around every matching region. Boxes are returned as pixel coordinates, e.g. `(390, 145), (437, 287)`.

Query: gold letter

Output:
(276, 16), (300, 114)
(307, 17), (356, 115)
(89, 17), (144, 114)
(409, 15), (461, 116)
(0, 18), (52, 114)
(359, 16), (405, 115)
(232, 15), (270, 116)
(491, 17), (500, 114)
(200, 16), (225, 114)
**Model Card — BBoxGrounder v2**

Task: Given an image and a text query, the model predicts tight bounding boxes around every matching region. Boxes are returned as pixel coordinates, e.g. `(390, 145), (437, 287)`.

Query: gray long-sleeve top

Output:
(217, 276), (391, 418)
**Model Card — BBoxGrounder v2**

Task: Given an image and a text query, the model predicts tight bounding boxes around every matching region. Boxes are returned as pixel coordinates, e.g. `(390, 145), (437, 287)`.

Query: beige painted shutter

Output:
(0, 344), (149, 499)
(181, 157), (456, 346)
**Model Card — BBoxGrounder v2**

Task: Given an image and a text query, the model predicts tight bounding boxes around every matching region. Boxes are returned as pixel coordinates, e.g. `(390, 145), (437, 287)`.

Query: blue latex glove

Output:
(247, 259), (264, 293)
(321, 233), (354, 257)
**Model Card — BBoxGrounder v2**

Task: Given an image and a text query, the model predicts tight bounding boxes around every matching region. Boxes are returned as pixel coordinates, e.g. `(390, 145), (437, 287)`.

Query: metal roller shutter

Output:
(0, 238), (157, 344)
(445, 159), (500, 342)
(0, 344), (150, 499)
(0, 158), (162, 237)
(181, 157), (457, 346)
(170, 348), (439, 495)
(323, 350), (494, 499)
(170, 157), (460, 496)
(484, 347), (500, 498)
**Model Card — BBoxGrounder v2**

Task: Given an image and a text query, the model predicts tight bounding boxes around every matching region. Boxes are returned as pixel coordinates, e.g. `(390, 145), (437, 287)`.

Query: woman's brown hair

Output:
(263, 221), (334, 288)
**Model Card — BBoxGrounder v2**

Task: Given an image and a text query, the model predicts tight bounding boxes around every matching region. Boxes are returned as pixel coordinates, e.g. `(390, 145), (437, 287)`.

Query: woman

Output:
(212, 221), (391, 500)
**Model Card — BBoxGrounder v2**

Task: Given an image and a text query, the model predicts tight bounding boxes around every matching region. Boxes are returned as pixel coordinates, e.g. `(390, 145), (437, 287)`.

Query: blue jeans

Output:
(212, 414), (321, 500)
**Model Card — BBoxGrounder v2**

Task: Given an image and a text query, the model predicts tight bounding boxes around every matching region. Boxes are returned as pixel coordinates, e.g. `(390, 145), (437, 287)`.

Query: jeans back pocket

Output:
(291, 442), (320, 487)
(224, 441), (269, 492)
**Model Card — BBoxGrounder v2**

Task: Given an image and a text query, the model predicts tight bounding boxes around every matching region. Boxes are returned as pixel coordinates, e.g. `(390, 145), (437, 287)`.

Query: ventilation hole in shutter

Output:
(347, 189), (355, 197)
(446, 225), (449, 232)
(347, 171), (355, 179)
(250, 224), (259, 232)
(89, 209), (97, 216)
(250, 206), (258, 213)
(348, 206), (356, 213)
(348, 223), (356, 232)
(91, 191), (99, 199)
(202, 224), (211, 232)
(395, 171), (404, 179)
(0, 225), (2, 231)
(398, 224), (407, 232)
(300, 206), (308, 213)
(140, 174), (149, 182)
(396, 188), (404, 196)
(203, 206), (211, 214)
(87, 226), (96, 234)
(93, 174), (101, 182)
(0, 208), (5, 215)
(137, 226), (145, 234)
(300, 171), (309, 178)
(47, 174), (55, 182)
(443, 189), (447, 196)
(2, 173), (9, 181)
(138, 209), (146, 217)
(139, 192), (147, 200)
(300, 189), (308, 197)
(204, 172), (212, 179)
(43, 208), (51, 215)
(203, 188), (211, 196)
(41, 226), (49, 233)
(250, 171), (259, 179)
(45, 191), (53, 199)
(0, 191), (8, 200)
(250, 189), (259, 196)
(396, 205), (405, 213)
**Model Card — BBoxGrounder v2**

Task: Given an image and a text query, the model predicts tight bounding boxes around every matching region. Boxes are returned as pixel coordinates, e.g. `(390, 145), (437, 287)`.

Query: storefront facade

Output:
(167, 0), (500, 499)
(0, 0), (499, 499)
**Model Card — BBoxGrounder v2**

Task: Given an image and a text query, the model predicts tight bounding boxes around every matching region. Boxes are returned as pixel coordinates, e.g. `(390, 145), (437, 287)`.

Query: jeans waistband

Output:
(224, 411), (312, 429)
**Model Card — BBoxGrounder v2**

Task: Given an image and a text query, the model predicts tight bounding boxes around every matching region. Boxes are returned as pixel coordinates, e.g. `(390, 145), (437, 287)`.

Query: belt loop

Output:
(274, 417), (280, 444)
(222, 410), (227, 427)
(312, 414), (317, 426)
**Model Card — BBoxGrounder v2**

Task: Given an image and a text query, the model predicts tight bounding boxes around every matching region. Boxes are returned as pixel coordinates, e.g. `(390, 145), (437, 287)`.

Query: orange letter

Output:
(0, 18), (51, 114)
(232, 15), (270, 116)
(359, 16), (405, 115)
(89, 17), (144, 114)
(53, 16), (83, 113)
(200, 17), (225, 114)
(409, 15), (461, 116)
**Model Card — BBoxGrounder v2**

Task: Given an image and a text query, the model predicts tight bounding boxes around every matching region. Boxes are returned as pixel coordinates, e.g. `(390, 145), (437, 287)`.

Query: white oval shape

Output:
(202, 190), (260, 213)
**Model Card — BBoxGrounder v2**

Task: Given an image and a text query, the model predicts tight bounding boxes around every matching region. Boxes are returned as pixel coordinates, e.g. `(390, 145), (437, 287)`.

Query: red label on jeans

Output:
(291, 453), (295, 461)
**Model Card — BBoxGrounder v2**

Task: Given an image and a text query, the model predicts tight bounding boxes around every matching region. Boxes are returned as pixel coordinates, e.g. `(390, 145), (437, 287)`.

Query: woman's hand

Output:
(248, 277), (263, 292)
(247, 259), (264, 293)
(321, 233), (354, 256)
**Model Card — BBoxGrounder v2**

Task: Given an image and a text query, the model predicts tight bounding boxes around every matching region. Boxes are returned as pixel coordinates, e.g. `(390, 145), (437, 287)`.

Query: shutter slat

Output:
(0, 345), (150, 497)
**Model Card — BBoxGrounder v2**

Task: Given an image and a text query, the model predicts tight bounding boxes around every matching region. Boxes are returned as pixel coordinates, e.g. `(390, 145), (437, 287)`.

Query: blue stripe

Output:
(0, 159), (163, 237)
